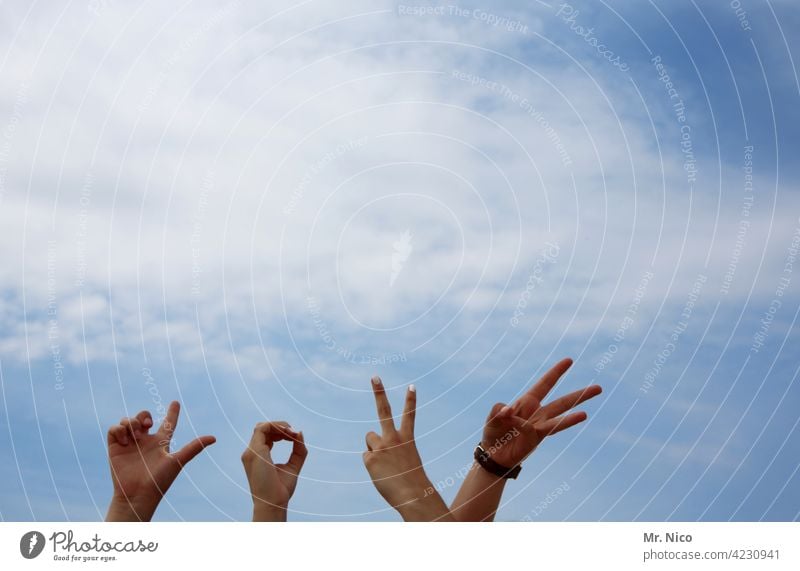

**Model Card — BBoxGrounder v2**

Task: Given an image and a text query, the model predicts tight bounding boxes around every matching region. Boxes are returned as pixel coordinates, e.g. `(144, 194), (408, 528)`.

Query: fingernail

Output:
(371, 376), (382, 386)
(409, 384), (416, 393)
(500, 405), (512, 416)
(143, 418), (152, 427)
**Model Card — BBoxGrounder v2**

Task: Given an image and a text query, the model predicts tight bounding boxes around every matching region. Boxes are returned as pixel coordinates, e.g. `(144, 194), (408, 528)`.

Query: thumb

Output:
(285, 431), (308, 475)
(173, 435), (216, 467)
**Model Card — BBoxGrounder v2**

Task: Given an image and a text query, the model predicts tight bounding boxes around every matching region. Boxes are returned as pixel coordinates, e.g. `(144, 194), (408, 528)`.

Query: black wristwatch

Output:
(474, 443), (522, 479)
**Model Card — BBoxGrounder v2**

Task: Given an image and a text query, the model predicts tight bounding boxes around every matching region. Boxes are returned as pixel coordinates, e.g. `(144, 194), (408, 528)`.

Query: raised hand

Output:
(482, 358), (602, 468)
(451, 358), (601, 521)
(105, 401), (216, 521)
(363, 376), (454, 521)
(241, 422), (307, 522)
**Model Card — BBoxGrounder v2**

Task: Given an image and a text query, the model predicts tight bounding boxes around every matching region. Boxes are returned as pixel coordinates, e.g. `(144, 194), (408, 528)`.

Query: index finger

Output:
(399, 384), (416, 436)
(527, 358), (574, 403)
(158, 401), (180, 437)
(252, 422), (298, 448)
(371, 376), (396, 434)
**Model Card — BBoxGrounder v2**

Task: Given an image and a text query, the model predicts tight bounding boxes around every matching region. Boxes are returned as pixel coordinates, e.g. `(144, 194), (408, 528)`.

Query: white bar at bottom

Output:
(1, 522), (797, 570)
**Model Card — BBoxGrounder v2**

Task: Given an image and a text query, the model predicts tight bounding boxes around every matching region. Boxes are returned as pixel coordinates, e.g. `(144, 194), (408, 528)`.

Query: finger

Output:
(158, 400), (180, 437)
(135, 410), (154, 434)
(538, 385), (602, 420)
(399, 385), (416, 436)
(486, 402), (512, 427)
(536, 411), (588, 436)
(365, 430), (381, 451)
(285, 431), (308, 474)
(107, 424), (129, 446)
(242, 438), (274, 466)
(370, 376), (396, 434)
(253, 422), (298, 448)
(527, 358), (574, 403)
(172, 435), (216, 466)
(263, 420), (294, 431)
(120, 417), (143, 440)
(269, 422), (299, 440)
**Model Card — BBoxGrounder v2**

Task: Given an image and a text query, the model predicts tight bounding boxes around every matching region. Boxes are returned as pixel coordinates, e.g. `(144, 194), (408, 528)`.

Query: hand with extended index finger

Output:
(241, 421), (308, 522)
(105, 401), (216, 522)
(362, 376), (454, 522)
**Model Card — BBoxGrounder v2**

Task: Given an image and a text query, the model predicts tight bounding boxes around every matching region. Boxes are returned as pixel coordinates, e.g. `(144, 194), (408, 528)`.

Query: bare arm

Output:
(450, 359), (602, 521)
(363, 377), (455, 522)
(451, 461), (506, 521)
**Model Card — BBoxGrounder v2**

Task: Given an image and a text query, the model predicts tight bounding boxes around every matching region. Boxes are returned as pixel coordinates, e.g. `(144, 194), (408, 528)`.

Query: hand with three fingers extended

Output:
(241, 422), (308, 521)
(363, 376), (454, 522)
(451, 358), (602, 521)
(105, 401), (216, 521)
(481, 358), (602, 468)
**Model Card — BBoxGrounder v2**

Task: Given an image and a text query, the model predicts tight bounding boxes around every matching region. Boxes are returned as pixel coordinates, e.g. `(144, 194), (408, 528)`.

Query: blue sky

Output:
(0, 0), (798, 521)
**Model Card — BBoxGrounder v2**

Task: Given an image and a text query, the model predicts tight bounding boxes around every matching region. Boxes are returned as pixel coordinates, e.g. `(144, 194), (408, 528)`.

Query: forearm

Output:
(450, 463), (507, 522)
(252, 503), (288, 522)
(105, 495), (158, 522)
(396, 485), (456, 522)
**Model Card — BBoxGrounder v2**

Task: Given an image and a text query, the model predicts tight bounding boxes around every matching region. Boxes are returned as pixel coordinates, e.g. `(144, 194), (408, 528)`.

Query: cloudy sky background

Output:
(1, 0), (798, 521)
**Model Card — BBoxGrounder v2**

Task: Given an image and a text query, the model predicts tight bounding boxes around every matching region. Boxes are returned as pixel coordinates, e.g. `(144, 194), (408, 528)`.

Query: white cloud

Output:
(0, 0), (795, 389)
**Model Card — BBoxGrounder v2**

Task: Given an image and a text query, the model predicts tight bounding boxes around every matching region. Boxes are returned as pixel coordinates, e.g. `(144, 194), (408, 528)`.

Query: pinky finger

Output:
(537, 411), (587, 436)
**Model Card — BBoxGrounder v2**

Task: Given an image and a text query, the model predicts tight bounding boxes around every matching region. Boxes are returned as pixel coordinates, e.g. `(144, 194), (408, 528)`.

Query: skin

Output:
(105, 401), (216, 521)
(450, 358), (602, 521)
(241, 421), (308, 522)
(363, 376), (454, 522)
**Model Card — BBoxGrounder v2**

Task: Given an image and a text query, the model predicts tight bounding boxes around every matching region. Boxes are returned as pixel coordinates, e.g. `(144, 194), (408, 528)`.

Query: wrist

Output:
(470, 461), (508, 488)
(475, 442), (522, 480)
(394, 480), (453, 522)
(106, 494), (158, 522)
(252, 501), (288, 522)
(397, 492), (453, 522)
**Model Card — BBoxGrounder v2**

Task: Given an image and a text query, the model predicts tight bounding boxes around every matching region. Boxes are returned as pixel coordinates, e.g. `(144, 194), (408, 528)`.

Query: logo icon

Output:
(20, 531), (45, 559)
(390, 230), (414, 287)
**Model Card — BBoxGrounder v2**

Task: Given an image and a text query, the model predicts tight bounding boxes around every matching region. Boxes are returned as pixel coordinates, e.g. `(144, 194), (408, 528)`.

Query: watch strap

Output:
(474, 443), (522, 479)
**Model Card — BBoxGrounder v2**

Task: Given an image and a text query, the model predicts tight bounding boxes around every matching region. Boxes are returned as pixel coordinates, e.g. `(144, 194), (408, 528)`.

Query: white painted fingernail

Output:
(409, 384), (416, 393)
(371, 376), (382, 386)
